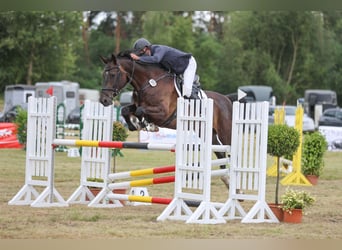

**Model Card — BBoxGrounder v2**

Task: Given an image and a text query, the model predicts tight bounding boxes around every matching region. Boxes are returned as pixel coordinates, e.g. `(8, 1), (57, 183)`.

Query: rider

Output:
(130, 38), (197, 98)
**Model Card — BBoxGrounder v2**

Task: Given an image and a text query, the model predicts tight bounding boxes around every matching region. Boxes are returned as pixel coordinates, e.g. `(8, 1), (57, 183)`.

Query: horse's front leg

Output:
(121, 104), (142, 131)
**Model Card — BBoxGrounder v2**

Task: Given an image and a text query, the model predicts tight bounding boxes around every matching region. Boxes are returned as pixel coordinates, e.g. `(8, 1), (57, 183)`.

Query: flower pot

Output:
(87, 187), (101, 200)
(88, 187), (127, 205)
(113, 188), (127, 205)
(305, 175), (319, 185)
(283, 208), (302, 223)
(268, 203), (284, 221)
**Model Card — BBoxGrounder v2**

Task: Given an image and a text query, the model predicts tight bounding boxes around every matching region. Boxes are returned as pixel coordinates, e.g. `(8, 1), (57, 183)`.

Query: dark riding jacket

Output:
(138, 45), (192, 75)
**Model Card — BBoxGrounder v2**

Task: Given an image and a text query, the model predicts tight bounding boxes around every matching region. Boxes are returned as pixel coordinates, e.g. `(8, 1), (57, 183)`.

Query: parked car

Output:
(0, 106), (20, 122)
(318, 107), (342, 127)
(66, 106), (81, 124)
(269, 105), (315, 132)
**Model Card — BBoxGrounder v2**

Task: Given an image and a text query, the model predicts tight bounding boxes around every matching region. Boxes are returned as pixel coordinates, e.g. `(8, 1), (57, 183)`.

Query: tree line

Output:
(1, 11), (341, 105)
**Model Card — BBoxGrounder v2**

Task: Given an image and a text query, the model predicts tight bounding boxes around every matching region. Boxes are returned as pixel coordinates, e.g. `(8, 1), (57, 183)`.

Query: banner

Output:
(318, 126), (342, 151)
(0, 123), (22, 148)
(139, 128), (177, 144)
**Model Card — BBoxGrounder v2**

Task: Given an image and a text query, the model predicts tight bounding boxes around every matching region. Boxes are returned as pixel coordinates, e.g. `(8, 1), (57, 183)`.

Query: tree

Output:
(170, 15), (195, 52)
(140, 11), (174, 45)
(217, 11), (340, 104)
(0, 11), (82, 91)
(193, 33), (223, 90)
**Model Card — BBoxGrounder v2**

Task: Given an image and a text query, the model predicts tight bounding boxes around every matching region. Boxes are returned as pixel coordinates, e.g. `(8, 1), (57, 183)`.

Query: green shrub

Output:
(112, 121), (128, 142)
(302, 132), (327, 176)
(112, 121), (129, 157)
(14, 107), (28, 147)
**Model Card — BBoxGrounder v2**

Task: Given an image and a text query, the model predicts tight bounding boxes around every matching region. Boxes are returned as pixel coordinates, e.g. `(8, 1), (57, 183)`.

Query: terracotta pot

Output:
(268, 203), (284, 221)
(88, 187), (101, 196)
(305, 174), (319, 185)
(88, 187), (127, 205)
(283, 208), (302, 223)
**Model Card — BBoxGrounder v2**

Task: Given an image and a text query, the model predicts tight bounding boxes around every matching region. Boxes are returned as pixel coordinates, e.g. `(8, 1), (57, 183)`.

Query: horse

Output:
(99, 51), (233, 188)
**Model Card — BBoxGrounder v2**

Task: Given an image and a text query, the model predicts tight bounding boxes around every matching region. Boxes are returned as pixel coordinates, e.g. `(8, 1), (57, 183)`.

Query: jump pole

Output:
(107, 170), (229, 190)
(108, 165), (175, 181)
(107, 193), (172, 205)
(53, 139), (175, 151)
(108, 176), (175, 190)
(105, 194), (201, 207)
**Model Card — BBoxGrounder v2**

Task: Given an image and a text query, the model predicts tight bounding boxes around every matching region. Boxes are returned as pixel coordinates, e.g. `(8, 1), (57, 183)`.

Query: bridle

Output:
(101, 60), (135, 97)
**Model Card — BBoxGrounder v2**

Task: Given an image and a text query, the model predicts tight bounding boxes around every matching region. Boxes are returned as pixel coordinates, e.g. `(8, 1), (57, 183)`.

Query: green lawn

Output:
(0, 136), (341, 239)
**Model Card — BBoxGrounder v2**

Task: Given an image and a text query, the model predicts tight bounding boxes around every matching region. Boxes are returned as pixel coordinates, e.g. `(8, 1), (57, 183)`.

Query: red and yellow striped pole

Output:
(53, 139), (175, 151)
(108, 165), (175, 181)
(108, 176), (175, 190)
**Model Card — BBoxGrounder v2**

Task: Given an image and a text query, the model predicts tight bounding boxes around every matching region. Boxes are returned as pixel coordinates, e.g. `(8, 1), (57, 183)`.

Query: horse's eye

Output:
(104, 71), (115, 77)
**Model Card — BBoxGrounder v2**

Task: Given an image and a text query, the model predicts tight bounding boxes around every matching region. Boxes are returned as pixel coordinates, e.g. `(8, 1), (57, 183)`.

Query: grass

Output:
(0, 131), (342, 239)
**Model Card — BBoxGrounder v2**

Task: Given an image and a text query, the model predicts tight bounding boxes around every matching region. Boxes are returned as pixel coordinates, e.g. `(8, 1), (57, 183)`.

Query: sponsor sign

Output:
(0, 123), (22, 148)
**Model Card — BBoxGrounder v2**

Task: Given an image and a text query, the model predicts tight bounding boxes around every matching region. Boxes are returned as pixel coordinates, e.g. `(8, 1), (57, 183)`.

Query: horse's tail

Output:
(225, 92), (247, 103)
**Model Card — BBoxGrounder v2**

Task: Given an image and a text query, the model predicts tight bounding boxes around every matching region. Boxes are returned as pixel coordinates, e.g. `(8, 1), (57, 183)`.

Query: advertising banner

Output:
(139, 128), (177, 144)
(0, 123), (22, 148)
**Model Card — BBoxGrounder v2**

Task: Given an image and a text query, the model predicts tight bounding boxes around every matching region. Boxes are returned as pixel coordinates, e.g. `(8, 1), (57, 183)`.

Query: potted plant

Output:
(281, 187), (315, 223)
(112, 121), (129, 173)
(302, 131), (327, 185)
(267, 124), (300, 220)
(86, 177), (104, 198)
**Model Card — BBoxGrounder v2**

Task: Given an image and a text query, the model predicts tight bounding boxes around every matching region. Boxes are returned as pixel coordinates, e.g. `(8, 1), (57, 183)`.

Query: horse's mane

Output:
(117, 50), (133, 59)
(116, 50), (168, 72)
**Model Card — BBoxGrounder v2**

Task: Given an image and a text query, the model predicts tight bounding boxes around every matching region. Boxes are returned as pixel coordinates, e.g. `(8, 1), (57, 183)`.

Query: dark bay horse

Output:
(99, 52), (233, 177)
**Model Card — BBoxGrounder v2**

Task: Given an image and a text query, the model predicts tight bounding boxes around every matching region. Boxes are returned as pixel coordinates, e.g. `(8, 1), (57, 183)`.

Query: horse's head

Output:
(99, 53), (131, 106)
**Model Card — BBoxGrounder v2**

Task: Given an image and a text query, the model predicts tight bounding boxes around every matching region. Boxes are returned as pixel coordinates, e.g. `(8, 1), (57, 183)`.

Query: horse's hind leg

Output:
(134, 107), (159, 132)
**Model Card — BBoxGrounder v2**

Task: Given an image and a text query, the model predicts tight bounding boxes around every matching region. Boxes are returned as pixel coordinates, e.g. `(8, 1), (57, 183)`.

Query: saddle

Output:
(175, 74), (203, 99)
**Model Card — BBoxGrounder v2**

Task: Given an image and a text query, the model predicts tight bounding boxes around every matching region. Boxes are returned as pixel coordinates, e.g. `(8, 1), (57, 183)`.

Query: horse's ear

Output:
(99, 55), (107, 64)
(111, 53), (117, 64)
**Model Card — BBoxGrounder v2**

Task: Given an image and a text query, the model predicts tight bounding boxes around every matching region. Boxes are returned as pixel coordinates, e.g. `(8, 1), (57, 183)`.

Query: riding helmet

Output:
(133, 38), (151, 51)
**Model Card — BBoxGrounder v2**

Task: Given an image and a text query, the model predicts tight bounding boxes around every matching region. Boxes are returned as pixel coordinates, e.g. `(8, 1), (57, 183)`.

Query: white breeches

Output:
(183, 56), (197, 97)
